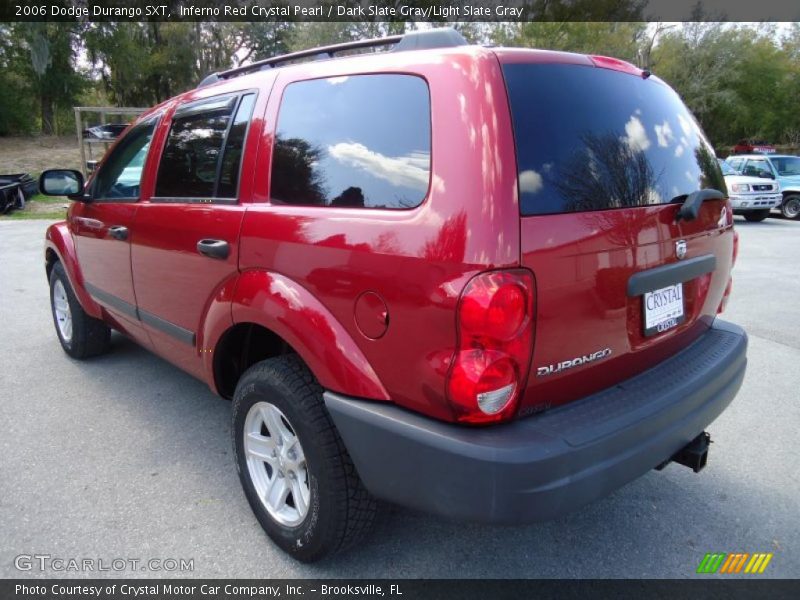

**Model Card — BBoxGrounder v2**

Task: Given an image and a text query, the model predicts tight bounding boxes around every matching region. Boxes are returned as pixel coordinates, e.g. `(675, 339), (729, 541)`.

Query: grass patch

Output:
(2, 207), (67, 220)
(0, 194), (68, 220)
(29, 193), (67, 204)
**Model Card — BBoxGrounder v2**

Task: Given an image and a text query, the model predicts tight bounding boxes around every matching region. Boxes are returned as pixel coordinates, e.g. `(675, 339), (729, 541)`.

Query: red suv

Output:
(40, 29), (747, 562)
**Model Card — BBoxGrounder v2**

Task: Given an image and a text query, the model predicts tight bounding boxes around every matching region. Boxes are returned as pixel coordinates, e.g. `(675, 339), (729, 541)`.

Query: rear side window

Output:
(270, 74), (430, 209)
(503, 64), (725, 216)
(155, 93), (256, 199)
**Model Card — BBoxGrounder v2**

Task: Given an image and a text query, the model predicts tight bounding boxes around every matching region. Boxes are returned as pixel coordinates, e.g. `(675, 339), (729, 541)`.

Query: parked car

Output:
(725, 154), (800, 219)
(717, 159), (781, 221)
(39, 29), (747, 562)
(0, 173), (38, 213)
(731, 139), (776, 155)
(82, 123), (129, 140)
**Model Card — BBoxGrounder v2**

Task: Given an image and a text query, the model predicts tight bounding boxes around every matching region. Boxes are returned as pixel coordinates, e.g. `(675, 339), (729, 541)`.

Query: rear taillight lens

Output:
(447, 270), (535, 424)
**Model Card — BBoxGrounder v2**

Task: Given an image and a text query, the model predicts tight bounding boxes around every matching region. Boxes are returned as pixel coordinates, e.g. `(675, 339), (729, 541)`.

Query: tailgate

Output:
(501, 59), (735, 413)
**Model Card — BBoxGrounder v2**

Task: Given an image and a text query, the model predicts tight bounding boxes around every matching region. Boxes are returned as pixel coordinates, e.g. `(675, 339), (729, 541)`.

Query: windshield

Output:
(771, 156), (800, 176)
(718, 159), (737, 176)
(503, 64), (725, 216)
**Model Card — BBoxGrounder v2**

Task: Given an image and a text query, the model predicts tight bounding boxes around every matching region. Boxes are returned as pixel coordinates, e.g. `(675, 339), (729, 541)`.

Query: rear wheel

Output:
(781, 195), (800, 220)
(743, 210), (770, 222)
(49, 262), (111, 359)
(232, 355), (375, 562)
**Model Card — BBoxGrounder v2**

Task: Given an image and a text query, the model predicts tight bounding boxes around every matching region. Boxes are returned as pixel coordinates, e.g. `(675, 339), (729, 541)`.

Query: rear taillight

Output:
(447, 270), (535, 424)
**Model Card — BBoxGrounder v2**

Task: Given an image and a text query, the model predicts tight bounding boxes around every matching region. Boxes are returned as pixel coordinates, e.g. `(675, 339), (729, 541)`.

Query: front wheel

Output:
(232, 355), (375, 562)
(743, 210), (770, 222)
(781, 195), (800, 220)
(49, 262), (111, 359)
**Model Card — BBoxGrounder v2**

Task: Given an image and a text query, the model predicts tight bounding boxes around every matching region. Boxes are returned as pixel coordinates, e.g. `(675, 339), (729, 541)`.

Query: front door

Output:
(72, 117), (158, 343)
(130, 92), (258, 377)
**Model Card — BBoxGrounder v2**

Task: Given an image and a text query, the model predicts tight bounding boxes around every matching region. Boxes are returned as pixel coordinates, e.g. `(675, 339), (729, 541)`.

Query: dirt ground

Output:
(0, 136), (84, 174)
(0, 136), (82, 220)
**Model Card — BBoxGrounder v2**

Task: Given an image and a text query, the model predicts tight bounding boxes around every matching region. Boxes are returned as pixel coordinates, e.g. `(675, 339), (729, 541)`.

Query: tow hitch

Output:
(656, 432), (712, 473)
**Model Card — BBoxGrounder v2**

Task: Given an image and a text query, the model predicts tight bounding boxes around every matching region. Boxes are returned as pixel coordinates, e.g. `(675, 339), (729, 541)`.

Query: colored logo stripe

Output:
(697, 553), (726, 573)
(745, 553), (773, 574)
(697, 552), (773, 574)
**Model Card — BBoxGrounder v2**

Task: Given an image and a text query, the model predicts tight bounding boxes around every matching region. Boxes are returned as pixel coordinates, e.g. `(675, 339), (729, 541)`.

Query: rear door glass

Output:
(155, 93), (255, 200)
(502, 64), (725, 216)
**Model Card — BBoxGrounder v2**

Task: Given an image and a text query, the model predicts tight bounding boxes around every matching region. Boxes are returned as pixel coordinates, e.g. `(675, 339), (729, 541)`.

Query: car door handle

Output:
(108, 226), (129, 241)
(196, 239), (230, 260)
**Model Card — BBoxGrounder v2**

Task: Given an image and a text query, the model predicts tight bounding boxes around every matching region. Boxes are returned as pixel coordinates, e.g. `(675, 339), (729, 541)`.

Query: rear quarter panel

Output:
(237, 47), (520, 420)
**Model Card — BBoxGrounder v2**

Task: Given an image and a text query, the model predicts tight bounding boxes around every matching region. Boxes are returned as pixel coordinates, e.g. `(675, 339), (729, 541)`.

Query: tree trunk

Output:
(40, 93), (55, 136)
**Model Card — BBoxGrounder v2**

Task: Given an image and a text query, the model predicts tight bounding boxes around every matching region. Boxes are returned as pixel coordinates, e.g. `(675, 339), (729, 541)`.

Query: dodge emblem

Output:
(676, 239), (687, 260)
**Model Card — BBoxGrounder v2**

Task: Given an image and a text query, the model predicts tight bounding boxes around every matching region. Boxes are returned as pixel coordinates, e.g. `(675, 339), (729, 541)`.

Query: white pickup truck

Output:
(718, 159), (782, 222)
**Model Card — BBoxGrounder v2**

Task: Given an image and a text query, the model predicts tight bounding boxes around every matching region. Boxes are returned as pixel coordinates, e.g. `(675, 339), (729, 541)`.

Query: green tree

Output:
(13, 23), (85, 135)
(651, 23), (799, 149)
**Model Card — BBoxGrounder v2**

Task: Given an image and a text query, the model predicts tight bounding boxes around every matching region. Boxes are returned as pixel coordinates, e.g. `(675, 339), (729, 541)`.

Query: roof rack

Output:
(197, 28), (468, 88)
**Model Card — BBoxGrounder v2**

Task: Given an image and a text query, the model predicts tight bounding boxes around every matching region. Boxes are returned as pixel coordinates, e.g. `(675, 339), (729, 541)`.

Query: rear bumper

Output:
(324, 319), (747, 523)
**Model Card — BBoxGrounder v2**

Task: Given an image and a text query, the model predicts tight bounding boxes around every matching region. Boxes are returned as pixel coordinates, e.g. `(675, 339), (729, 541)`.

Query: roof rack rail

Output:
(197, 28), (468, 88)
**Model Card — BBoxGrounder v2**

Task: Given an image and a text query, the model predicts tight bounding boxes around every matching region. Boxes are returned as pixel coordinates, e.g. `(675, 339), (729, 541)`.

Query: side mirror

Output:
(39, 169), (87, 201)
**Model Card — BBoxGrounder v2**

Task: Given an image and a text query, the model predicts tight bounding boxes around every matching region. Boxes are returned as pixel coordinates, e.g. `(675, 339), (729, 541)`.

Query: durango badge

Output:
(537, 348), (612, 377)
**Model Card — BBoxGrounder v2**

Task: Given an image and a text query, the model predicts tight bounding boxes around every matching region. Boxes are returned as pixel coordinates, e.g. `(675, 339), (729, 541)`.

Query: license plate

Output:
(643, 283), (685, 337)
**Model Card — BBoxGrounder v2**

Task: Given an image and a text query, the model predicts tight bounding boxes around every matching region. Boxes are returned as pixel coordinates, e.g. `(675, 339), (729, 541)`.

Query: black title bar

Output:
(1, 0), (799, 22)
(4, 579), (800, 600)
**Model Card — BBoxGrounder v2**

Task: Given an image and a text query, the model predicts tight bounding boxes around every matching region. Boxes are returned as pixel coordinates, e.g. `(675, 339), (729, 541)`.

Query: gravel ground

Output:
(0, 216), (798, 579)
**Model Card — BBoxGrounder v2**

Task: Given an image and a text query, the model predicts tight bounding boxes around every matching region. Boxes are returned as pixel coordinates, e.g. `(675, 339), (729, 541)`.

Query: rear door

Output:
(130, 92), (259, 377)
(500, 61), (734, 413)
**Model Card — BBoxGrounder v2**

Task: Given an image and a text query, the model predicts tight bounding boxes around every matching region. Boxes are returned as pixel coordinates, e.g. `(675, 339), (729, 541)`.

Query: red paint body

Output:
(45, 46), (734, 424)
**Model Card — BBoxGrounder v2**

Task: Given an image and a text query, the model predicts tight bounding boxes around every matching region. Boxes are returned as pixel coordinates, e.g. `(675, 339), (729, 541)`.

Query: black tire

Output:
(232, 354), (376, 562)
(781, 195), (800, 220)
(49, 261), (111, 359)
(743, 210), (770, 222)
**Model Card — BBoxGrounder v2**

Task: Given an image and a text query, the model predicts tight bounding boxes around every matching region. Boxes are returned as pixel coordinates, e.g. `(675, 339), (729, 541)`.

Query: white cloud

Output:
(327, 143), (429, 191)
(655, 120), (674, 148)
(677, 113), (693, 137)
(674, 144), (685, 157)
(519, 169), (543, 194)
(623, 115), (650, 152)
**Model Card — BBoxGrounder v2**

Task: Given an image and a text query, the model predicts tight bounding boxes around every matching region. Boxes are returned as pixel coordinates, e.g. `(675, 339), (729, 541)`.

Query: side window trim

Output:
(151, 89), (258, 205)
(90, 114), (161, 203)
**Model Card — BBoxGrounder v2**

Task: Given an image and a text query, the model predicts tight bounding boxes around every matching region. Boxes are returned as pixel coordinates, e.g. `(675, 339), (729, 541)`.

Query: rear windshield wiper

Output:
(672, 189), (726, 221)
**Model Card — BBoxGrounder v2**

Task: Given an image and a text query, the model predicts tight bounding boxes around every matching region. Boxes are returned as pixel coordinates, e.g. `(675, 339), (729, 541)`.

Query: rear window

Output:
(503, 64), (725, 216)
(270, 74), (431, 209)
